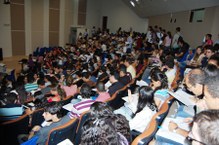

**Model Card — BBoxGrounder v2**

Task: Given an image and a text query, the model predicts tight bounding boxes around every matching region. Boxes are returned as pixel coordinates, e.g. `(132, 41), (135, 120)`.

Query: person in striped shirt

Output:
(68, 83), (95, 118)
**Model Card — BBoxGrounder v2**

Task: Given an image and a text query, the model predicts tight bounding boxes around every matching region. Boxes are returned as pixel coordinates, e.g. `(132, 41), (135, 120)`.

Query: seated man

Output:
(119, 64), (132, 86)
(19, 102), (70, 145)
(108, 71), (124, 96)
(124, 57), (136, 79)
(0, 92), (24, 122)
(187, 110), (219, 145)
(161, 56), (176, 88)
(95, 81), (110, 102)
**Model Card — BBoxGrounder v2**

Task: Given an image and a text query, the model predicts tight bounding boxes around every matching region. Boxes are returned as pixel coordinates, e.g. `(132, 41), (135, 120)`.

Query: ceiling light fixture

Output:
(130, 1), (135, 7)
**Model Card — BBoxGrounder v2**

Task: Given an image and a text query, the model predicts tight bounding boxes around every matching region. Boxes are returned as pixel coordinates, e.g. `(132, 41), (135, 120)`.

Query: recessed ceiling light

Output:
(130, 1), (135, 7)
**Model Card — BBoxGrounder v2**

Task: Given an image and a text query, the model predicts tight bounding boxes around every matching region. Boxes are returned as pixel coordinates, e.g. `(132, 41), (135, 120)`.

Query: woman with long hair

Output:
(150, 69), (169, 108)
(129, 86), (158, 133)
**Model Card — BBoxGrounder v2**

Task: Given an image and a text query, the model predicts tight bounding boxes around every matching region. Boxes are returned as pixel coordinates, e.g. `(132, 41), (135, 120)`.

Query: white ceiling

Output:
(122, 0), (219, 17)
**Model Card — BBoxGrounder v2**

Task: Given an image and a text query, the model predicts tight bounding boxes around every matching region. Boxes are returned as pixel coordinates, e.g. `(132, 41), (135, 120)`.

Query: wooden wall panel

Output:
(49, 9), (60, 32)
(10, 4), (24, 30)
(11, 0), (24, 4)
(10, 2), (25, 55)
(49, 0), (60, 9)
(49, 32), (59, 46)
(78, 0), (87, 25)
(11, 31), (25, 55)
(49, 0), (60, 46)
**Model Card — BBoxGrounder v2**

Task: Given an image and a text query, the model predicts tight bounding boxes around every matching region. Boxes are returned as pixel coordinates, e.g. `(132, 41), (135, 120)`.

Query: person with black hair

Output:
(124, 57), (136, 79)
(69, 83), (95, 118)
(18, 102), (70, 145)
(34, 79), (51, 100)
(80, 102), (130, 145)
(208, 53), (219, 68)
(24, 73), (38, 92)
(114, 86), (157, 133)
(187, 110), (219, 145)
(161, 55), (176, 88)
(201, 45), (215, 68)
(129, 86), (157, 133)
(150, 69), (169, 108)
(172, 27), (182, 49)
(95, 81), (110, 102)
(108, 71), (124, 96)
(0, 92), (24, 122)
(119, 64), (132, 85)
(175, 38), (190, 60)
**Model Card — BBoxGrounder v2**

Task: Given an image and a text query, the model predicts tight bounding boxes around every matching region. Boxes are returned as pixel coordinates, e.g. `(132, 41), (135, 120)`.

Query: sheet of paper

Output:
(57, 139), (74, 145)
(156, 117), (190, 144)
(168, 89), (195, 106)
(136, 80), (148, 87)
(105, 81), (112, 89)
(62, 103), (73, 112)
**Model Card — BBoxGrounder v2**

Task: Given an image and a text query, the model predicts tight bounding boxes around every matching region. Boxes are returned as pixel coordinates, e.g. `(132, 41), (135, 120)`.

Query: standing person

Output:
(203, 33), (213, 47)
(171, 27), (182, 49)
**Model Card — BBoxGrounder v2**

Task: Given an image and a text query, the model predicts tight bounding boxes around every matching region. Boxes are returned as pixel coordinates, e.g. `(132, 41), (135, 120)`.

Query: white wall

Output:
(86, 0), (148, 33)
(0, 3), (12, 57)
(86, 0), (101, 30)
(148, 6), (219, 48)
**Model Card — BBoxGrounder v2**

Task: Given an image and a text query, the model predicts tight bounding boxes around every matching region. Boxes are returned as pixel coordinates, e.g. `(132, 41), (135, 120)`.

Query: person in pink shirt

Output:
(95, 82), (110, 102)
(61, 75), (77, 97)
(203, 34), (213, 47)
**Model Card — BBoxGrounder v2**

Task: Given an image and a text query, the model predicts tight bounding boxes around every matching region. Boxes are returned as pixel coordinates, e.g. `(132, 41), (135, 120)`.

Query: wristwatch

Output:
(173, 126), (179, 133)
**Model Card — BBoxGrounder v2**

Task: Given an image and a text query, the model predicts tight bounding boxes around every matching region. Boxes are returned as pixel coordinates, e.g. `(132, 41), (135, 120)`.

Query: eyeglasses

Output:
(185, 136), (206, 145)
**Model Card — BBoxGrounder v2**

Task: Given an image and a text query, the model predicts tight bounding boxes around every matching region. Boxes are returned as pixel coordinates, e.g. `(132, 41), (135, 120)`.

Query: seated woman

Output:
(46, 85), (66, 102)
(60, 75), (77, 97)
(69, 83), (95, 118)
(186, 46), (205, 68)
(114, 86), (158, 133)
(150, 69), (169, 108)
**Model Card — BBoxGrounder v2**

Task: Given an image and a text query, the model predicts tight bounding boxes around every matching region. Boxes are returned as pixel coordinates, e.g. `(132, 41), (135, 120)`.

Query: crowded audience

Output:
(0, 25), (218, 145)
